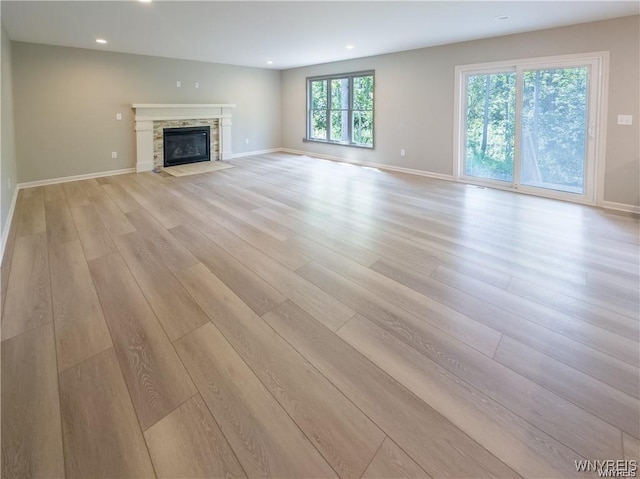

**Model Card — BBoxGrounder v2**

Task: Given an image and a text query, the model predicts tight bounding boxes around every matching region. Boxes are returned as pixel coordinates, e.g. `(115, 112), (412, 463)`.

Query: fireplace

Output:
(132, 104), (235, 172)
(163, 126), (211, 167)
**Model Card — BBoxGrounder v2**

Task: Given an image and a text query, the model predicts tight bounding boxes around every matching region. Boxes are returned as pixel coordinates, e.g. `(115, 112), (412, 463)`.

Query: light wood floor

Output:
(1, 153), (639, 478)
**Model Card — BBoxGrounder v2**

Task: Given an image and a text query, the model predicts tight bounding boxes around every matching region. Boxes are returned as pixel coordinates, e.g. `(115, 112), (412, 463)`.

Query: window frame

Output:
(306, 70), (375, 149)
(453, 52), (609, 206)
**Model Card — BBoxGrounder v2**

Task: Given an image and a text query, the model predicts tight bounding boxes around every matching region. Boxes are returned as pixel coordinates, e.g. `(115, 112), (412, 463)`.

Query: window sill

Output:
(303, 138), (373, 149)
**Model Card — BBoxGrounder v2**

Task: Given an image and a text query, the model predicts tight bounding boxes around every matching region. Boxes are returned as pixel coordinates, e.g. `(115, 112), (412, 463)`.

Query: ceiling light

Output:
(494, 15), (510, 21)
(267, 60), (273, 65)
(139, 0), (152, 3)
(96, 38), (107, 44)
(345, 44), (355, 50)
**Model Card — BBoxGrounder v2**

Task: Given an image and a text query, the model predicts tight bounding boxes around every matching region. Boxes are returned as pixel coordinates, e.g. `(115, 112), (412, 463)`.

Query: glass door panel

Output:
(464, 71), (516, 182)
(520, 67), (589, 194)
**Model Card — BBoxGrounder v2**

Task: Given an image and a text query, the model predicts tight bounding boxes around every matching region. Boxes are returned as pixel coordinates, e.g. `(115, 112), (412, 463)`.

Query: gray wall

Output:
(281, 16), (640, 207)
(1, 22), (17, 236)
(12, 42), (282, 182)
(7, 16), (640, 206)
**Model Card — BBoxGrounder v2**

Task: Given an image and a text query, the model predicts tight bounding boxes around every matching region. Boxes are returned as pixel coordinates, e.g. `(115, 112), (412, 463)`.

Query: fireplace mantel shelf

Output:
(132, 103), (236, 108)
(132, 103), (235, 172)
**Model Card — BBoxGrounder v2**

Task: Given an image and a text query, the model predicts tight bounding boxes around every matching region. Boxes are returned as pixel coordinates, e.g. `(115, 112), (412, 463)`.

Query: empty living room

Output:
(0, 1), (639, 478)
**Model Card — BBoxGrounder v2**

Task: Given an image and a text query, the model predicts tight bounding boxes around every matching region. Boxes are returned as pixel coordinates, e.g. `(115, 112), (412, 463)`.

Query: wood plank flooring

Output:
(1, 152), (638, 478)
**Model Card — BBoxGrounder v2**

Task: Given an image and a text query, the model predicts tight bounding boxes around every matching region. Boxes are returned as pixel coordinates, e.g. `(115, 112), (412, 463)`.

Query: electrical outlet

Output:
(195, 82), (199, 88)
(400, 148), (406, 156)
(116, 113), (122, 120)
(618, 115), (633, 125)
(176, 80), (181, 88)
(111, 152), (118, 159)
(245, 138), (250, 145)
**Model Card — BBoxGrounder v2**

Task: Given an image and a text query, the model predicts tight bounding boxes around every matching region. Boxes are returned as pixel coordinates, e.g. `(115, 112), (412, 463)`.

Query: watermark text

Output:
(576, 460), (637, 477)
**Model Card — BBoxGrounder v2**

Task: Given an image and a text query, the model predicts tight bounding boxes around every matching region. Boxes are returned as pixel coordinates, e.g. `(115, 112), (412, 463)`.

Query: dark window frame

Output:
(305, 70), (375, 148)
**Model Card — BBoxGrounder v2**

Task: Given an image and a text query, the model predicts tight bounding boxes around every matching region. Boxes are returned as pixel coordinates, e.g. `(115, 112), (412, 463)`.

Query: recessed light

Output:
(494, 15), (510, 21)
(345, 44), (355, 50)
(139, 0), (152, 3)
(96, 38), (107, 44)
(267, 60), (273, 65)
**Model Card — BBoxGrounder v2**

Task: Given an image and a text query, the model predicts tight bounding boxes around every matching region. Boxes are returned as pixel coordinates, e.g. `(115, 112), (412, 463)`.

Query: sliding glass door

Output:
(520, 66), (589, 194)
(464, 70), (516, 182)
(457, 55), (603, 204)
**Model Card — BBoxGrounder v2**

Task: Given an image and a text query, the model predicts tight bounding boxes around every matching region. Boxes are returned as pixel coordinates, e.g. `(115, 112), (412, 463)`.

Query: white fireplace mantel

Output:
(132, 103), (236, 172)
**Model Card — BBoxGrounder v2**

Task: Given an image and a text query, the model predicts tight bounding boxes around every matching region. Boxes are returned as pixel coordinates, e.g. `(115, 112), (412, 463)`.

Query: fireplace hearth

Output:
(163, 126), (211, 167)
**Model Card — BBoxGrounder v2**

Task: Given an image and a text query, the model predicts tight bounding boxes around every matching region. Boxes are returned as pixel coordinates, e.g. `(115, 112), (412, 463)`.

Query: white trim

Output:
(2, 151), (635, 265)
(452, 67), (463, 180)
(594, 53), (610, 207)
(453, 175), (598, 206)
(137, 161), (155, 173)
(602, 201), (640, 215)
(231, 148), (283, 159)
(132, 103), (236, 109)
(1, 166), (134, 259)
(453, 51), (611, 74)
(280, 148), (455, 181)
(135, 114), (233, 122)
(280, 148), (640, 212)
(16, 167), (135, 189)
(1, 186), (19, 265)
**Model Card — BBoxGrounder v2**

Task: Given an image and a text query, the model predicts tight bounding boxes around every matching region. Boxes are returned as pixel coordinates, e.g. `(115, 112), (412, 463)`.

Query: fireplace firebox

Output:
(163, 126), (210, 167)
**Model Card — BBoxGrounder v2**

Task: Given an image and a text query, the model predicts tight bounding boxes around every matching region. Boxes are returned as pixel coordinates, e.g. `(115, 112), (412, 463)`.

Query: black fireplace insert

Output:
(163, 126), (210, 167)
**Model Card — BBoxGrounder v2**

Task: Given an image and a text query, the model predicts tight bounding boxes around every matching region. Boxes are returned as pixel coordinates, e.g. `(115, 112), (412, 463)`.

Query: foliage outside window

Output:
(465, 67), (588, 189)
(521, 67), (588, 190)
(465, 72), (516, 181)
(307, 71), (374, 147)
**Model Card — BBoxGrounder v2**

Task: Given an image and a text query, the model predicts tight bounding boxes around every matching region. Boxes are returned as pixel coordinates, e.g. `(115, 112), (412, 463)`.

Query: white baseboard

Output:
(1, 186), (20, 265)
(1, 167), (135, 262)
(17, 167), (136, 189)
(602, 201), (640, 215)
(2, 152), (635, 263)
(231, 148), (283, 159)
(136, 161), (154, 173)
(280, 148), (455, 182)
(280, 148), (640, 215)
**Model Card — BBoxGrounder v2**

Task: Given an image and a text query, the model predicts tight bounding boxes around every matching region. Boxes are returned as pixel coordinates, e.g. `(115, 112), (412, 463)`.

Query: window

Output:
(454, 52), (608, 205)
(307, 71), (374, 147)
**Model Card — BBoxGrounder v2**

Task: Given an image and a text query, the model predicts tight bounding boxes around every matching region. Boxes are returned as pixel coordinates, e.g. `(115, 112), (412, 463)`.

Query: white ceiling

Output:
(2, 1), (638, 70)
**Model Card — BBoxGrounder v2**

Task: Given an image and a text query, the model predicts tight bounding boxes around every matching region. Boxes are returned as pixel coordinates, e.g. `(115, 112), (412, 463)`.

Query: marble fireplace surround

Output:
(132, 104), (235, 172)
